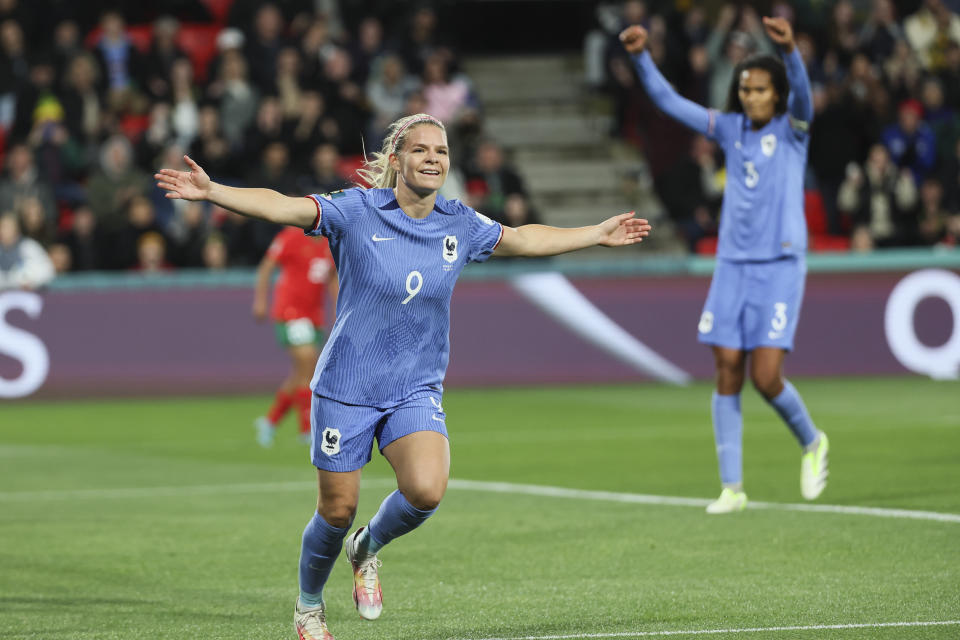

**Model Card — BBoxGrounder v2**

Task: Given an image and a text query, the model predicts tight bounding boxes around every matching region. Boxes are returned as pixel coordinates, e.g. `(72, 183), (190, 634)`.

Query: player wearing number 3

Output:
(156, 113), (651, 639)
(620, 17), (828, 514)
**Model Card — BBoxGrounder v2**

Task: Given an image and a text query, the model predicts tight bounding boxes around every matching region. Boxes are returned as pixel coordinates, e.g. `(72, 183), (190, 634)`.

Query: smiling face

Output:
(391, 123), (449, 196)
(738, 68), (779, 126)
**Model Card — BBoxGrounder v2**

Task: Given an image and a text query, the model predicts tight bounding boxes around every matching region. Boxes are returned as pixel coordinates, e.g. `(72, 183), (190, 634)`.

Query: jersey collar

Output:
(371, 188), (457, 216)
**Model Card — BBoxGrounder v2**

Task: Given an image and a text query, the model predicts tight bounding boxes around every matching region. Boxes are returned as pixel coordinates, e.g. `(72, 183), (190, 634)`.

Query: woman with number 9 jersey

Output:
(620, 16), (829, 515)
(156, 112), (651, 639)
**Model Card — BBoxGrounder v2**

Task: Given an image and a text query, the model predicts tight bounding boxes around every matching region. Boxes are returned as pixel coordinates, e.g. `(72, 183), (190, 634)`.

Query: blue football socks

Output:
(768, 380), (818, 448)
(364, 490), (436, 554)
(298, 511), (349, 606)
(712, 392), (744, 488)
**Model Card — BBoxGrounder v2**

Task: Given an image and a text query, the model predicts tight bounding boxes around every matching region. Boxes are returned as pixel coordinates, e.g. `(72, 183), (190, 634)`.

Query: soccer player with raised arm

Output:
(156, 113), (651, 640)
(620, 17), (828, 514)
(252, 227), (338, 447)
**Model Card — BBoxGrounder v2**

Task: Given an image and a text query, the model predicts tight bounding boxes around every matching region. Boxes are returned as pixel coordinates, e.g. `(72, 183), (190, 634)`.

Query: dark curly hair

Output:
(725, 53), (789, 115)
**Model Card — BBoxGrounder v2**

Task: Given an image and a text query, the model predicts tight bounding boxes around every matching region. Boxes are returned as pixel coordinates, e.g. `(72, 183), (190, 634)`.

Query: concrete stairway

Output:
(462, 54), (681, 256)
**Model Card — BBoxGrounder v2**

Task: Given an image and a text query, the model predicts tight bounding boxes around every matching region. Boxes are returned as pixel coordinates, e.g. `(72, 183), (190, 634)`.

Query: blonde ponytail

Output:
(356, 113), (446, 189)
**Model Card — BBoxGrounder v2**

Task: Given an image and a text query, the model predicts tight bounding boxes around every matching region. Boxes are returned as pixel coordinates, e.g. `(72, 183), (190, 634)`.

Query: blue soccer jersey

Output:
(632, 47), (813, 261)
(304, 187), (503, 407)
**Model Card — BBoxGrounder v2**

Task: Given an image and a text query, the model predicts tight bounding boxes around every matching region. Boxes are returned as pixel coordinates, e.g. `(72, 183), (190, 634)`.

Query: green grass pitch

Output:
(1, 377), (958, 639)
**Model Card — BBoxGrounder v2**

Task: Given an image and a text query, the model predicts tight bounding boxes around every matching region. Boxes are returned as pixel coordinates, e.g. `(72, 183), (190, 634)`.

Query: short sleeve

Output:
(304, 187), (366, 239)
(466, 209), (504, 263)
(709, 110), (740, 147)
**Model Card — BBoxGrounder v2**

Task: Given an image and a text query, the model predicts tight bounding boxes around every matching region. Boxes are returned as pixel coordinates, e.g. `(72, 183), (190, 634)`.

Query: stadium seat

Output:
(177, 24), (221, 83)
(804, 189), (828, 235)
(809, 234), (851, 252)
(338, 155), (367, 185)
(201, 0), (235, 24)
(695, 236), (718, 255)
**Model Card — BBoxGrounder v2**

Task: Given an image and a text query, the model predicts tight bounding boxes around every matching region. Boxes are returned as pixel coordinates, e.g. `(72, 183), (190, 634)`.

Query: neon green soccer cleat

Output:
(706, 488), (748, 514)
(801, 431), (829, 500)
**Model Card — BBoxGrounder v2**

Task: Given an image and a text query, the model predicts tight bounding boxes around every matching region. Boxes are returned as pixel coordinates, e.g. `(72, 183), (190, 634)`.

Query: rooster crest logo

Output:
(442, 235), (458, 263)
(320, 427), (341, 455)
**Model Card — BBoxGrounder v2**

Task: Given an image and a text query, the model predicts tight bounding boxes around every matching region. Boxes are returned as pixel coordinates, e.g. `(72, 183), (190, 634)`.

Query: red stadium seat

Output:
(809, 234), (851, 252)
(177, 24), (221, 84)
(338, 155), (367, 186)
(202, 0), (235, 24)
(695, 236), (718, 255)
(804, 189), (828, 235)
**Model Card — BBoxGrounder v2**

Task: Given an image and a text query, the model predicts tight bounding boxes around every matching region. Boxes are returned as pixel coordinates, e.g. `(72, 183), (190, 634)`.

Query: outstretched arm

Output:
(155, 156), (318, 229)
(494, 212), (651, 258)
(619, 25), (712, 135)
(763, 17), (813, 125)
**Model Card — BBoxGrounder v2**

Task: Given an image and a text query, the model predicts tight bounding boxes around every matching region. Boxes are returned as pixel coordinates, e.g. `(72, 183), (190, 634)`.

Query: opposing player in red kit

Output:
(253, 227), (338, 446)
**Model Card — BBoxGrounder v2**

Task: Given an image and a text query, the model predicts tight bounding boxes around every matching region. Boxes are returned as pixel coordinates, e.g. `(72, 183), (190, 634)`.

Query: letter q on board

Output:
(884, 269), (960, 380)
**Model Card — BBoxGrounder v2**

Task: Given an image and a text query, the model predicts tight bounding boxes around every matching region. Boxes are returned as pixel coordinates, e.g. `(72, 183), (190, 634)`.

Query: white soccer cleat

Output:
(294, 598), (334, 640)
(801, 431), (829, 500)
(706, 488), (748, 514)
(255, 416), (275, 448)
(344, 527), (383, 620)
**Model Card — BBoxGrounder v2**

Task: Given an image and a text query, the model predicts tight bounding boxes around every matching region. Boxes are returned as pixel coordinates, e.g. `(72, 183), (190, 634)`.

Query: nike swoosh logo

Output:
(372, 235), (395, 242)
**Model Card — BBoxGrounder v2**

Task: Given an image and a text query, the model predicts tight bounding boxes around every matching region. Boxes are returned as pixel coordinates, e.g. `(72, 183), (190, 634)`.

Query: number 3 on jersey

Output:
(402, 270), (423, 304)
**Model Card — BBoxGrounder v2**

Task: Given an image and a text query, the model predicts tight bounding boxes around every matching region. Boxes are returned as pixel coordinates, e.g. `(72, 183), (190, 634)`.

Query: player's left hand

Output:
(597, 211), (651, 247)
(762, 16), (794, 52)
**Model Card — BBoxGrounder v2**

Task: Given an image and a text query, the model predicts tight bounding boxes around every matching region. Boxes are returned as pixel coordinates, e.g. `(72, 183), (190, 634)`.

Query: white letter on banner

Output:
(0, 291), (50, 398)
(884, 269), (960, 380)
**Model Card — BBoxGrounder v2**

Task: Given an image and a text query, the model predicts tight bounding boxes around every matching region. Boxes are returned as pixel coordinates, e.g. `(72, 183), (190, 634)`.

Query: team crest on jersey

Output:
(443, 235), (458, 263)
(761, 134), (777, 157)
(475, 211), (494, 225)
(320, 428), (341, 456)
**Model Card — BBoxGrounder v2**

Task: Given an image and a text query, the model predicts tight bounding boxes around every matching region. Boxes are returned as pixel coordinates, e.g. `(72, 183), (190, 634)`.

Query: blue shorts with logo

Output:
(310, 391), (448, 472)
(697, 256), (806, 352)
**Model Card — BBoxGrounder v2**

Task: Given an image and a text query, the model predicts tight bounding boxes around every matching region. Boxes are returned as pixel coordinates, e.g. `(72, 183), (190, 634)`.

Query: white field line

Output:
(1, 477), (958, 524)
(456, 620), (960, 640)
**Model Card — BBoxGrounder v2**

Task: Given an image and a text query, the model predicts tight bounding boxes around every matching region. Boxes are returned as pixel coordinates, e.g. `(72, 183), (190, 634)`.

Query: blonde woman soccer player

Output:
(156, 113), (651, 640)
(620, 17), (828, 514)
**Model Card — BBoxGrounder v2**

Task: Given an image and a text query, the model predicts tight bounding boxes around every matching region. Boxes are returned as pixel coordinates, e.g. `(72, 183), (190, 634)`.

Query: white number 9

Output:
(402, 270), (423, 304)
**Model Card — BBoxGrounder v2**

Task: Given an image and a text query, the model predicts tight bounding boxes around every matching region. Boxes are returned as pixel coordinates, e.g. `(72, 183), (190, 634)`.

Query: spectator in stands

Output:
(242, 96), (286, 169)
(16, 195), (53, 246)
(169, 57), (200, 148)
(297, 143), (352, 195)
(939, 40), (960, 106)
(136, 102), (174, 170)
(654, 134), (723, 252)
(188, 103), (235, 180)
(92, 11), (142, 94)
(882, 98), (937, 184)
(297, 16), (336, 89)
(0, 143), (56, 226)
(0, 211), (54, 289)
(350, 17), (386, 87)
(114, 194), (168, 270)
(244, 3), (288, 94)
(134, 231), (172, 273)
(47, 242), (71, 274)
(274, 46), (303, 120)
(858, 0), (904, 64)
(394, 5), (443, 76)
(916, 176), (954, 245)
(705, 5), (774, 109)
(0, 19), (31, 130)
(885, 38), (924, 104)
(168, 200), (208, 268)
(904, 0), (960, 71)
(366, 53), (420, 143)
(840, 144), (918, 250)
(421, 50), (473, 125)
(143, 15), (186, 101)
(51, 20), (84, 85)
(86, 134), (152, 232)
(288, 91), (336, 166)
(56, 204), (102, 271)
(464, 138), (529, 226)
(202, 232), (229, 269)
(210, 48), (258, 147)
(919, 76), (960, 163)
(215, 206), (259, 266)
(59, 53), (104, 148)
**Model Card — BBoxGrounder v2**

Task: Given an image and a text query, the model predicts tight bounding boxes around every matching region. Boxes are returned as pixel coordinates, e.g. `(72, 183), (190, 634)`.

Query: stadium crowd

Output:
(0, 0), (959, 287)
(595, 0), (960, 252)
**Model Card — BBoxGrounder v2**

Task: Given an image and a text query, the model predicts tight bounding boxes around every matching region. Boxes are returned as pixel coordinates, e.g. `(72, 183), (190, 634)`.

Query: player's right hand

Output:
(619, 25), (648, 55)
(155, 155), (211, 201)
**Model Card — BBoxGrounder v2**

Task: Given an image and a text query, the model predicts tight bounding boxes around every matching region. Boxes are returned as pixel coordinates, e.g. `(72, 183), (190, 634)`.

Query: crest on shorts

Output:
(320, 427), (341, 456)
(761, 134), (777, 157)
(443, 235), (458, 263)
(698, 311), (714, 334)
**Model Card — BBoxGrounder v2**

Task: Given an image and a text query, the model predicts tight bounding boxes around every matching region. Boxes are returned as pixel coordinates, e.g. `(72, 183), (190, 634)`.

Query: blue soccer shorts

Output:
(696, 256), (807, 352)
(309, 391), (448, 472)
